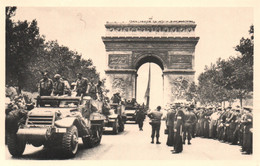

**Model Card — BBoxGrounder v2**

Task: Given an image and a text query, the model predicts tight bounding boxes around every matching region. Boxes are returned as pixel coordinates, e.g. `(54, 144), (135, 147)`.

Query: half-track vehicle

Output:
(6, 96), (106, 158)
(103, 103), (126, 134)
(124, 101), (139, 122)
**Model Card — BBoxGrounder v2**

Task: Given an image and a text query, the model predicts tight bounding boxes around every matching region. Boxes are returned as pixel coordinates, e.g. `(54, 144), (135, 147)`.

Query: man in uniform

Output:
(111, 93), (121, 104)
(88, 77), (98, 100)
(38, 72), (53, 96)
(61, 77), (71, 96)
(241, 107), (253, 154)
(97, 80), (103, 101)
(135, 108), (146, 131)
(173, 105), (186, 153)
(148, 106), (163, 144)
(183, 105), (197, 145)
(166, 105), (176, 146)
(53, 74), (65, 96)
(74, 73), (89, 97)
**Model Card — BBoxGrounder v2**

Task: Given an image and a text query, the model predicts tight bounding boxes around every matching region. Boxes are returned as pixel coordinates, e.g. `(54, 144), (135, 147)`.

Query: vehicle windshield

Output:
(38, 99), (80, 108)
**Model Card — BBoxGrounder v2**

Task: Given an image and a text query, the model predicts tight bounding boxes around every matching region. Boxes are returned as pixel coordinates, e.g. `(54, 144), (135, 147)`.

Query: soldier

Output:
(61, 77), (71, 96)
(53, 74), (65, 96)
(183, 105), (197, 145)
(74, 73), (89, 97)
(166, 105), (176, 146)
(38, 72), (53, 96)
(111, 93), (121, 104)
(148, 106), (163, 144)
(97, 80), (104, 101)
(135, 108), (146, 131)
(173, 105), (185, 153)
(241, 107), (253, 154)
(88, 78), (98, 100)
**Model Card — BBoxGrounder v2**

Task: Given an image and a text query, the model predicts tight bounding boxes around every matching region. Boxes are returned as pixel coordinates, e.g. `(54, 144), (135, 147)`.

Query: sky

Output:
(11, 7), (253, 109)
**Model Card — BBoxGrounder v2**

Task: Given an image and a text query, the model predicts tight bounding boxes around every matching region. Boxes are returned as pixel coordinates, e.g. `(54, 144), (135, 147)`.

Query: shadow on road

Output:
(11, 143), (100, 160)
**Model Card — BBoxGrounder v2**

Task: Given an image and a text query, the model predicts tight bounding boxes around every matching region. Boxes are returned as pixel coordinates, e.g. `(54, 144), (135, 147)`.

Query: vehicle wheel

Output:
(62, 125), (78, 157)
(7, 133), (26, 157)
(112, 119), (119, 134)
(118, 120), (124, 132)
(82, 125), (103, 148)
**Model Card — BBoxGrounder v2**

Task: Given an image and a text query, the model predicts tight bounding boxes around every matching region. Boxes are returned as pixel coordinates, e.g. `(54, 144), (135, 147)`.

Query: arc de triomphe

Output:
(102, 20), (199, 105)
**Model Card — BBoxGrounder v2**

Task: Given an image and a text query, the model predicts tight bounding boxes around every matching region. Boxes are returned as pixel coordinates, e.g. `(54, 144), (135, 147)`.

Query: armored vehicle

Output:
(124, 101), (139, 122)
(6, 96), (106, 158)
(103, 103), (126, 134)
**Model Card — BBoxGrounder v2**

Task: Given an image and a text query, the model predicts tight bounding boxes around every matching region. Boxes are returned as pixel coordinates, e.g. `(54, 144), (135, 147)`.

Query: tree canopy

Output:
(6, 7), (100, 92)
(196, 25), (254, 107)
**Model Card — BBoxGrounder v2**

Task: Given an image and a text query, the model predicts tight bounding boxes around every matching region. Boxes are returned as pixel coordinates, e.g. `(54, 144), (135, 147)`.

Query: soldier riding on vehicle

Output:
(38, 72), (53, 96)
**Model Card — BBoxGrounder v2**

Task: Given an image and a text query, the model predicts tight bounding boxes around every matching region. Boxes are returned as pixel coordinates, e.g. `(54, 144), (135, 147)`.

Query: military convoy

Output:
(6, 96), (106, 158)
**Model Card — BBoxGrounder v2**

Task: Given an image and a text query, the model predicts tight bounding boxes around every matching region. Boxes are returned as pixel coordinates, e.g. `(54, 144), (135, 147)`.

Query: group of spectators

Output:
(193, 106), (253, 154)
(163, 103), (253, 154)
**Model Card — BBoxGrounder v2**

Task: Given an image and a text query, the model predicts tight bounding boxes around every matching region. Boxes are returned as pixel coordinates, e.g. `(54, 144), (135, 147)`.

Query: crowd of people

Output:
(152, 103), (253, 154)
(193, 105), (253, 154)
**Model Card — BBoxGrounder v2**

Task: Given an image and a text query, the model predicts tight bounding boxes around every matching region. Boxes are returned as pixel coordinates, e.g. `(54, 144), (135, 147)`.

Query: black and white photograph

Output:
(1, 0), (259, 165)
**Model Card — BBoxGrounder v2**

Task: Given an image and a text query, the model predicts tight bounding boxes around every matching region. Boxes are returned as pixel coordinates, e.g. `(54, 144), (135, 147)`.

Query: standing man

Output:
(74, 73), (89, 97)
(38, 72), (53, 96)
(173, 105), (185, 153)
(88, 77), (98, 100)
(241, 107), (253, 154)
(166, 105), (176, 146)
(136, 108), (146, 131)
(61, 77), (71, 96)
(53, 74), (65, 96)
(183, 105), (197, 145)
(97, 80), (103, 101)
(148, 106), (163, 144)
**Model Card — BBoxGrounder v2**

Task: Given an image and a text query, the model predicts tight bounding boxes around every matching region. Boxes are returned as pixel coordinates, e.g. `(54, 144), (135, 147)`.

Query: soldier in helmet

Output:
(38, 72), (53, 96)
(53, 74), (65, 96)
(88, 77), (98, 100)
(183, 104), (197, 145)
(74, 73), (89, 97)
(148, 106), (163, 144)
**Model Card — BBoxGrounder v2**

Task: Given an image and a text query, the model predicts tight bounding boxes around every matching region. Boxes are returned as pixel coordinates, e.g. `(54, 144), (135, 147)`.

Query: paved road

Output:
(5, 119), (253, 160)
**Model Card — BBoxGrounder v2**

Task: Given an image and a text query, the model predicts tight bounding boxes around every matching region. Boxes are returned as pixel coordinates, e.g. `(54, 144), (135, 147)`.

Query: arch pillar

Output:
(105, 69), (137, 100)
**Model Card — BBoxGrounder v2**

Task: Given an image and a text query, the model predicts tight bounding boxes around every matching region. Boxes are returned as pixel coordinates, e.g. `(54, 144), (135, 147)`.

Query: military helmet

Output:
(54, 74), (61, 79)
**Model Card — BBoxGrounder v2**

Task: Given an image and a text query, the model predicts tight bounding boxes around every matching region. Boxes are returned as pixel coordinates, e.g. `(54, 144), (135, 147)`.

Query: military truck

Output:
(103, 103), (126, 134)
(6, 96), (106, 158)
(124, 100), (139, 122)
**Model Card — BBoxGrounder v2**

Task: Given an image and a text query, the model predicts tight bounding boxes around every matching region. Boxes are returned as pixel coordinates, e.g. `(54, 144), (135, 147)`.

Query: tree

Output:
(6, 7), (44, 92)
(6, 7), (100, 93)
(197, 25), (254, 107)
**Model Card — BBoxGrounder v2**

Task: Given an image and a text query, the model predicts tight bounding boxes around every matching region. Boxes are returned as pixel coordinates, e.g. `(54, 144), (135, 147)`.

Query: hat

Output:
(54, 74), (61, 79)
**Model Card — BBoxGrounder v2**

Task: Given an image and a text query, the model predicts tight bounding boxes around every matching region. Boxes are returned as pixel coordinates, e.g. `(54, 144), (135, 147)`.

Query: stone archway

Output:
(102, 20), (199, 105)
